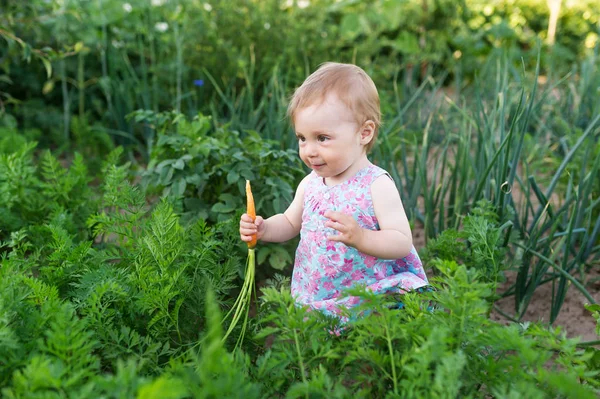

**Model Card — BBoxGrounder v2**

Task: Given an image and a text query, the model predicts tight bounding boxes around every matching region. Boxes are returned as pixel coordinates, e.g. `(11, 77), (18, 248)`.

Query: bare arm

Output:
(324, 175), (413, 260)
(240, 175), (308, 244)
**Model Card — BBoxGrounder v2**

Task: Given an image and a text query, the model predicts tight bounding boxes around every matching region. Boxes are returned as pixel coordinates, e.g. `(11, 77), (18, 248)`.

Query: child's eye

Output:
(297, 136), (306, 142)
(317, 135), (329, 142)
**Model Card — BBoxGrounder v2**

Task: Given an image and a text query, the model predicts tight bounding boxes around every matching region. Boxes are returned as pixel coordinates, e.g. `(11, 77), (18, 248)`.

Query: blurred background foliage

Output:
(1, 0), (598, 155)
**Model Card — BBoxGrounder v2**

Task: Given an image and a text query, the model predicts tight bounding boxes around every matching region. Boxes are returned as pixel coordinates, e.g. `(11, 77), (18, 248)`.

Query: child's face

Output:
(294, 94), (369, 183)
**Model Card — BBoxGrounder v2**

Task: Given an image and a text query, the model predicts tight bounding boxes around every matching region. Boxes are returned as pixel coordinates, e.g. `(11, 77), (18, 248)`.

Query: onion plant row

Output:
(380, 52), (599, 323)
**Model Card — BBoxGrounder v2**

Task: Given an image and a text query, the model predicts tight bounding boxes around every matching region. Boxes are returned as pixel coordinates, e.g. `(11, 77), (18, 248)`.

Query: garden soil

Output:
(490, 269), (600, 342)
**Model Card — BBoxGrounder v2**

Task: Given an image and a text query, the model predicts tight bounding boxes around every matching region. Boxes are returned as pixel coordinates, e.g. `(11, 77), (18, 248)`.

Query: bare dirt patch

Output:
(491, 269), (600, 342)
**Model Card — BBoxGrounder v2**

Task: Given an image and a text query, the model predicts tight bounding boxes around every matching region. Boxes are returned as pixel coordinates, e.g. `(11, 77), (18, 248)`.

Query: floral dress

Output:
(291, 163), (429, 321)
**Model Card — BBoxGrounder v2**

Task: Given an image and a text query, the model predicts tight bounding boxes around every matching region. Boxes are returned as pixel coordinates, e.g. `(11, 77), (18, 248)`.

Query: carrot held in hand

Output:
(223, 180), (257, 349)
(246, 180), (257, 249)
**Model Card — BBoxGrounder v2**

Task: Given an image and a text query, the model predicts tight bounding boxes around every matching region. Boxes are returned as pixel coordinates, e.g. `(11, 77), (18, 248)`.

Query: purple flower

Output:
(193, 79), (204, 86)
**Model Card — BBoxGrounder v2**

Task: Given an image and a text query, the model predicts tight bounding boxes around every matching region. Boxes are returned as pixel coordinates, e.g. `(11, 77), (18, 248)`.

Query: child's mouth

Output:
(311, 163), (325, 170)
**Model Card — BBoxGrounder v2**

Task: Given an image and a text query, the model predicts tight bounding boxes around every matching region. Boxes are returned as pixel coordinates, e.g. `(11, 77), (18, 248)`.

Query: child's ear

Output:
(360, 120), (376, 145)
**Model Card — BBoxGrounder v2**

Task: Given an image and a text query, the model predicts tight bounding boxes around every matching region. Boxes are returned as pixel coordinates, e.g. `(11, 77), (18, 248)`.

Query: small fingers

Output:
(241, 213), (253, 221)
(240, 213), (263, 243)
(324, 211), (354, 225)
(240, 234), (254, 242)
(240, 214), (262, 228)
(327, 234), (345, 243)
(240, 220), (255, 229)
(325, 220), (347, 232)
(241, 214), (262, 224)
(240, 213), (257, 237)
(240, 226), (257, 235)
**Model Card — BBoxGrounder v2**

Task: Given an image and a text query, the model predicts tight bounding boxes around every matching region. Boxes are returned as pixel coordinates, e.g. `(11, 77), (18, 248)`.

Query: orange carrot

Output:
(246, 180), (257, 249)
(223, 180), (257, 348)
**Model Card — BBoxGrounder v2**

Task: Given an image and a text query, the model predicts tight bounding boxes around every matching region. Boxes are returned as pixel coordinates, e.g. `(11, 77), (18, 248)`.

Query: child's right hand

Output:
(240, 213), (265, 244)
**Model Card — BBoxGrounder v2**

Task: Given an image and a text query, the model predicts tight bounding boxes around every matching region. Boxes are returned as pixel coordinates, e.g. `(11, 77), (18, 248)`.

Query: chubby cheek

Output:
(298, 149), (309, 165)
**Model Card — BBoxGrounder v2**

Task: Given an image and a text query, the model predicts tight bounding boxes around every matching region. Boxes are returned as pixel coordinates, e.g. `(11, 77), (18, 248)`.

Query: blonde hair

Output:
(287, 62), (381, 153)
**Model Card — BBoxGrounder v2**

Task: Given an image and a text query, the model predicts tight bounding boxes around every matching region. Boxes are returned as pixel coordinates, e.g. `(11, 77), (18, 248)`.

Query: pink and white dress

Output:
(291, 163), (429, 321)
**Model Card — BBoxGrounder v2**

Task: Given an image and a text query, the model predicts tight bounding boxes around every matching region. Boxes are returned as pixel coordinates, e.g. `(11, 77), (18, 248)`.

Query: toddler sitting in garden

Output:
(240, 62), (429, 321)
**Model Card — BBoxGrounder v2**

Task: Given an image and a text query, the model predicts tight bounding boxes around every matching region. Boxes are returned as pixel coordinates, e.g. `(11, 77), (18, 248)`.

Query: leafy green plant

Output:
(2, 303), (100, 398)
(85, 156), (243, 347)
(133, 110), (303, 271)
(176, 288), (262, 399)
(252, 260), (599, 398)
(422, 200), (512, 293)
(134, 110), (305, 223)
(0, 151), (252, 393)
(255, 284), (346, 397)
(0, 139), (96, 246)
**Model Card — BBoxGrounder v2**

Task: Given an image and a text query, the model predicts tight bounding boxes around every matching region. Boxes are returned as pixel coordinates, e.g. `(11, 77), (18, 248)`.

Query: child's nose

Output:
(305, 142), (318, 157)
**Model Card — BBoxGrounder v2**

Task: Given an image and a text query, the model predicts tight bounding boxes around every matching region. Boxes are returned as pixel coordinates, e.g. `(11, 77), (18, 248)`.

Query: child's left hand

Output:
(324, 210), (364, 248)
